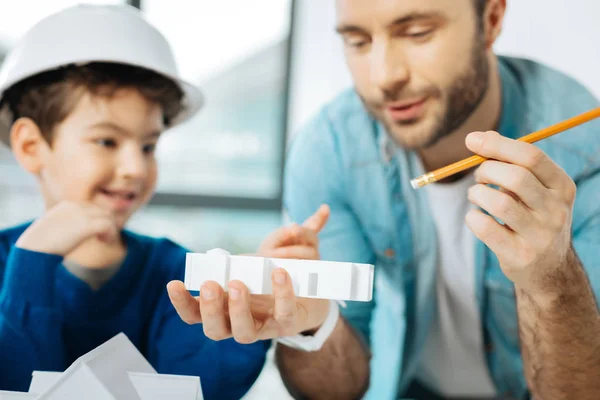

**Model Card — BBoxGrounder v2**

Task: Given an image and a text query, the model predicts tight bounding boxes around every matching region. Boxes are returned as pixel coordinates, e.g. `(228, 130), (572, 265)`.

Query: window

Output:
(145, 0), (292, 203)
(138, 0), (294, 249)
(0, 0), (125, 45)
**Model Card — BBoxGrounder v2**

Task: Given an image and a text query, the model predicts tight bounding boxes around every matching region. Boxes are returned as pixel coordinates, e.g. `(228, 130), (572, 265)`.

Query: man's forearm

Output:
(275, 317), (370, 400)
(517, 249), (600, 399)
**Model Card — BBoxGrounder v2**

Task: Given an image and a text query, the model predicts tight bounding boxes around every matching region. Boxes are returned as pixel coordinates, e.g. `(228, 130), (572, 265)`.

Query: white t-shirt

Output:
(415, 173), (497, 397)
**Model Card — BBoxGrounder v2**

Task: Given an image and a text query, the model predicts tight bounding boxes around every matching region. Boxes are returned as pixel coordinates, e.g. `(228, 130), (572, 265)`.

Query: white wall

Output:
(288, 0), (344, 136)
(288, 0), (600, 136)
(494, 0), (600, 98)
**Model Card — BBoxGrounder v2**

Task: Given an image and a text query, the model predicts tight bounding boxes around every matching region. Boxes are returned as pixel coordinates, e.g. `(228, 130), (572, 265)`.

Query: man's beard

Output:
(360, 35), (490, 150)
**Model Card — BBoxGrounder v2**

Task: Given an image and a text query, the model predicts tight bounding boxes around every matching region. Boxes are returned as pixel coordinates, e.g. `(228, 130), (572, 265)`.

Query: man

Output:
(169, 0), (600, 398)
(275, 0), (600, 399)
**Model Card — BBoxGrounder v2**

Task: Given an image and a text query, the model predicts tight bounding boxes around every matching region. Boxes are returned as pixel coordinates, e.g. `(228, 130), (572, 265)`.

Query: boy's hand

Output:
(16, 201), (119, 256)
(167, 205), (333, 343)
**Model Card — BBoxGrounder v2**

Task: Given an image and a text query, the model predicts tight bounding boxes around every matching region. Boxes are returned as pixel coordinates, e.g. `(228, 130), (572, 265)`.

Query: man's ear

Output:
(10, 117), (51, 174)
(483, 0), (507, 49)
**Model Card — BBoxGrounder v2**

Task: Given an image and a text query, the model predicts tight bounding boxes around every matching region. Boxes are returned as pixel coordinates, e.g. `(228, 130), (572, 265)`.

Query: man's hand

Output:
(465, 131), (600, 399)
(257, 205), (328, 260)
(464, 131), (578, 298)
(16, 201), (119, 256)
(167, 205), (332, 343)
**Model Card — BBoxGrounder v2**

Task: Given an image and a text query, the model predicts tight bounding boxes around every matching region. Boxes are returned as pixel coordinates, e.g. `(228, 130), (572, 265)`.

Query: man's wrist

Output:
(301, 300), (332, 336)
(517, 248), (588, 311)
(276, 300), (340, 351)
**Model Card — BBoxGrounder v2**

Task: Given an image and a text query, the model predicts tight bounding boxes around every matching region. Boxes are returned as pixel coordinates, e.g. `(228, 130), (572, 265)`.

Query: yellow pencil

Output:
(410, 107), (600, 189)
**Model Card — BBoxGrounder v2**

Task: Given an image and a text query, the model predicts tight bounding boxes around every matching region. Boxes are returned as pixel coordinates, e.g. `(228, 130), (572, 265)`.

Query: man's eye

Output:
(407, 29), (434, 39)
(344, 35), (370, 49)
(349, 40), (368, 48)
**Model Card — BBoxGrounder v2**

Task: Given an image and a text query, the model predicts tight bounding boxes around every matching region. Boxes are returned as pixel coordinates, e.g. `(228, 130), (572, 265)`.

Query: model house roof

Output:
(2, 334), (202, 400)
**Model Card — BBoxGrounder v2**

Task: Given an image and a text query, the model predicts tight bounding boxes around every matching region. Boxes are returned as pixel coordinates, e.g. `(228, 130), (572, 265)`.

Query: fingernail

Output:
(467, 131), (484, 144)
(229, 287), (241, 300)
(274, 270), (287, 285)
(170, 289), (183, 300)
(201, 286), (215, 300)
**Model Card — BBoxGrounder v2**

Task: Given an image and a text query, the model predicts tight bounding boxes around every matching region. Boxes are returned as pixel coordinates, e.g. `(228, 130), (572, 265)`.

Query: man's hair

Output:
(473, 0), (487, 26)
(0, 62), (185, 144)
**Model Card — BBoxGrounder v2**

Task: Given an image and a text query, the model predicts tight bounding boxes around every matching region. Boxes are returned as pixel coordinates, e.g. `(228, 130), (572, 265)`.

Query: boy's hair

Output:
(0, 62), (185, 144)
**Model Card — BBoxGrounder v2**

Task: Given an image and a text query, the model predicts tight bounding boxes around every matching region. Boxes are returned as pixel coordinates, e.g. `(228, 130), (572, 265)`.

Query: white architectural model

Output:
(0, 391), (36, 399)
(185, 249), (374, 302)
(0, 334), (202, 400)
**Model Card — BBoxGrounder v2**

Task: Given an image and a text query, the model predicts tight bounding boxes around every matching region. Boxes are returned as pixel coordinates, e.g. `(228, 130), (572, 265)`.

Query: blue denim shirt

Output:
(284, 56), (600, 399)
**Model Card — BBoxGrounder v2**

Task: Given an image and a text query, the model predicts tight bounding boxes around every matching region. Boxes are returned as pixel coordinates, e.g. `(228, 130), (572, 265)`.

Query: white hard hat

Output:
(0, 4), (203, 147)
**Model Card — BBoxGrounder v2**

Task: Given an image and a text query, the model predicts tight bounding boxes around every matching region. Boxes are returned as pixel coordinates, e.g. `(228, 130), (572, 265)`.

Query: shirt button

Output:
(485, 343), (494, 352)
(384, 248), (395, 258)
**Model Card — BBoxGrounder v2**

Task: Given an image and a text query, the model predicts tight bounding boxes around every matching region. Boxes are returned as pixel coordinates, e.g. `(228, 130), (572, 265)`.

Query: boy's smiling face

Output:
(24, 87), (165, 228)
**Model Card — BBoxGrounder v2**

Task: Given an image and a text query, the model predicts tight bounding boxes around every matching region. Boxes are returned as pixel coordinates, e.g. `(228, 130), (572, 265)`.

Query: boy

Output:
(0, 4), (329, 399)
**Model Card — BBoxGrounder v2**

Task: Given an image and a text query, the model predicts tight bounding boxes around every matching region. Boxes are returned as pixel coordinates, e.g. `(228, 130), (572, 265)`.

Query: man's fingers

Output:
(199, 281), (231, 340)
(259, 225), (319, 255)
(259, 224), (301, 252)
(474, 160), (547, 211)
(167, 280), (202, 324)
(258, 204), (328, 256)
(267, 245), (319, 260)
(281, 225), (318, 247)
(467, 184), (533, 236)
(295, 227), (319, 248)
(228, 281), (259, 344)
(466, 131), (567, 190)
(270, 268), (297, 336)
(465, 208), (517, 257)
(302, 204), (330, 233)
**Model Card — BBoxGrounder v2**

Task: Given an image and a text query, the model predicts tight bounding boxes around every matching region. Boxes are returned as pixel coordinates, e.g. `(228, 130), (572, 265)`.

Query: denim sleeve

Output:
(284, 111), (377, 345)
(572, 169), (600, 299)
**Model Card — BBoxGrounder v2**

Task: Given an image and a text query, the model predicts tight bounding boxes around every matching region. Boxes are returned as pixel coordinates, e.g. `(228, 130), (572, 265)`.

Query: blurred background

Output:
(0, 0), (599, 398)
